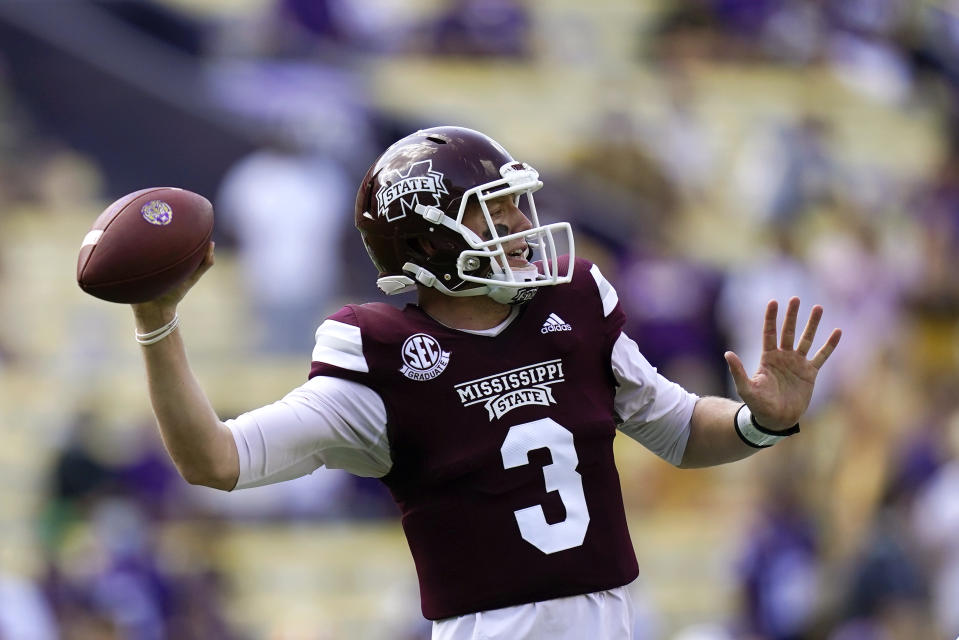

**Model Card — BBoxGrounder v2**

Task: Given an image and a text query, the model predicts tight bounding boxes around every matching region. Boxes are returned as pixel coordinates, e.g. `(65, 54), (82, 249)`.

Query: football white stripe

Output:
(312, 320), (368, 372)
(589, 264), (619, 317)
(80, 230), (103, 248)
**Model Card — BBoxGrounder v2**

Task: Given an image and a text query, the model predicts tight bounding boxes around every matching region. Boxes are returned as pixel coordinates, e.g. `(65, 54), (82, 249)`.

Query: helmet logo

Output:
(376, 160), (448, 222)
(399, 333), (451, 381)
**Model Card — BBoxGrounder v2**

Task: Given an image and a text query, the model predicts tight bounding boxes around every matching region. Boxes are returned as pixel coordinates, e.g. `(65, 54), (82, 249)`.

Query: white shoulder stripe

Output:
(589, 264), (619, 318)
(311, 319), (368, 373)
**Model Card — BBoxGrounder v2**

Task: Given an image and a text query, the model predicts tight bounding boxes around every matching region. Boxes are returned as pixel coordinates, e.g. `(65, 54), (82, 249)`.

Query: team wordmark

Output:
(454, 359), (565, 420)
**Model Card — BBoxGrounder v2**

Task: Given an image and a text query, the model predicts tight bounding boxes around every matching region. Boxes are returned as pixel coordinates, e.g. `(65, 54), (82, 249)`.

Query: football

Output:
(76, 187), (214, 303)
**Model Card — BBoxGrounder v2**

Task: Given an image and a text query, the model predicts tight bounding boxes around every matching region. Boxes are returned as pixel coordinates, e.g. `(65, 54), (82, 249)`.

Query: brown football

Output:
(76, 187), (214, 303)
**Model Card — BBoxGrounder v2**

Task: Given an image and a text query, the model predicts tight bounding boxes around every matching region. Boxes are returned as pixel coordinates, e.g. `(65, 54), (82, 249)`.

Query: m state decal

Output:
(454, 359), (565, 421)
(376, 160), (448, 222)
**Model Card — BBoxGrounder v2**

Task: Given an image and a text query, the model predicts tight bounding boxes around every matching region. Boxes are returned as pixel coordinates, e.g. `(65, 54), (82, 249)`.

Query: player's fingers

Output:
(762, 300), (779, 353)
(201, 241), (215, 268)
(194, 242), (215, 273)
(780, 297), (800, 351)
(796, 305), (823, 356)
(810, 328), (842, 369)
(181, 243), (215, 290)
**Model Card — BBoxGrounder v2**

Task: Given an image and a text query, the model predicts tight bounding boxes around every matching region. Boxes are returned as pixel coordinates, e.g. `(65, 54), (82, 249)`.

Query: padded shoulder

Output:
(312, 306), (368, 373)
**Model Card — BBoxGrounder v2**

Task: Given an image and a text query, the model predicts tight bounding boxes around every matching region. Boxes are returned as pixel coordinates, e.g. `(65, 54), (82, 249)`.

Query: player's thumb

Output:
(724, 351), (749, 394)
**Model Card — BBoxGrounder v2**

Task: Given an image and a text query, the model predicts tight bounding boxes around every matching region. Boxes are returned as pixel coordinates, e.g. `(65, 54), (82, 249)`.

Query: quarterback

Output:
(130, 127), (841, 639)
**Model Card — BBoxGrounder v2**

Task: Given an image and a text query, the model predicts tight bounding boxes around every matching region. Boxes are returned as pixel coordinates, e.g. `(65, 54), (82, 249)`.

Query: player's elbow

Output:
(179, 463), (237, 491)
(173, 423), (241, 490)
(676, 455), (708, 469)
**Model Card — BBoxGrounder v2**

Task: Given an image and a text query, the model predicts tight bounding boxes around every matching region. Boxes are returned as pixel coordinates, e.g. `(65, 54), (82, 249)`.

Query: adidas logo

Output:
(541, 313), (573, 334)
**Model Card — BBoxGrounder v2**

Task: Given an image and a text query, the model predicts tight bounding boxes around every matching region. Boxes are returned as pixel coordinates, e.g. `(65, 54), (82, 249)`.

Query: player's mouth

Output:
(506, 245), (530, 268)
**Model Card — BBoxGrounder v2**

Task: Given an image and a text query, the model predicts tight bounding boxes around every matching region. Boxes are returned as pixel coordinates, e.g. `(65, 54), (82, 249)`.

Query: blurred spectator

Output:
(618, 230), (727, 395)
(569, 107), (680, 232)
(735, 453), (821, 640)
(822, 0), (914, 105)
(830, 471), (932, 640)
(807, 206), (912, 391)
(643, 2), (722, 66)
(911, 400), (959, 639)
(716, 225), (834, 403)
(732, 115), (838, 227)
(44, 498), (238, 640)
(45, 411), (186, 538)
(759, 0), (826, 66)
(216, 127), (353, 354)
(0, 572), (58, 640)
(909, 143), (959, 305)
(425, 0), (532, 59)
(116, 421), (190, 519)
(46, 410), (118, 531)
(639, 73), (717, 202)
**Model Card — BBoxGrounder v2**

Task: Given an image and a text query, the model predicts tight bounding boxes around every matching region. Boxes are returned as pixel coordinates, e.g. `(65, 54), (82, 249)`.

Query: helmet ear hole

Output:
(413, 236), (436, 257)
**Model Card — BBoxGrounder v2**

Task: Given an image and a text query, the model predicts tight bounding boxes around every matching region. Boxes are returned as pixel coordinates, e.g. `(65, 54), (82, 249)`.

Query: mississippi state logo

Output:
(455, 359), (565, 420)
(375, 160), (448, 222)
(140, 200), (173, 226)
(400, 333), (451, 381)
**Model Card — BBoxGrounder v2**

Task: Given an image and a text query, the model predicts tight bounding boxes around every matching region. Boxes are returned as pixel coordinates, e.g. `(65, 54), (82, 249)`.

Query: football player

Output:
(130, 126), (841, 639)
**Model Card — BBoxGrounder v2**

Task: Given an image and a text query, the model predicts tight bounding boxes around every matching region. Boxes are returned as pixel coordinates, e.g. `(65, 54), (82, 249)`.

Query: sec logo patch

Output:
(400, 333), (450, 381)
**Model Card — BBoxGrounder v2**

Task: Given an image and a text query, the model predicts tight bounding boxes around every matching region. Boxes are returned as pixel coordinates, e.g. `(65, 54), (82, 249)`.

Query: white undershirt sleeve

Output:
(612, 331), (698, 466)
(226, 376), (392, 490)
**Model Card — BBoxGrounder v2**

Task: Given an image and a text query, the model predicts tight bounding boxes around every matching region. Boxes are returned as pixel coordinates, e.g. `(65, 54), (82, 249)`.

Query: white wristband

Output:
(135, 314), (180, 346)
(734, 404), (799, 449)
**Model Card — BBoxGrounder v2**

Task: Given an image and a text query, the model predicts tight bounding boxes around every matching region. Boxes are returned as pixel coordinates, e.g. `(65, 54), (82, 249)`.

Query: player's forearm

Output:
(134, 308), (239, 490)
(679, 396), (759, 468)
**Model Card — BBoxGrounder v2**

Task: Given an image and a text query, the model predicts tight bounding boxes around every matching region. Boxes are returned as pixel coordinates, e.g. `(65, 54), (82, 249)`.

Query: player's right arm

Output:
(132, 243), (392, 491)
(131, 242), (240, 490)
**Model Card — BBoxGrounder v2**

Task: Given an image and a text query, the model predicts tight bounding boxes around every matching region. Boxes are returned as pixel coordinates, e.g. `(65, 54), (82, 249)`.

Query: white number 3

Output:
(500, 418), (590, 554)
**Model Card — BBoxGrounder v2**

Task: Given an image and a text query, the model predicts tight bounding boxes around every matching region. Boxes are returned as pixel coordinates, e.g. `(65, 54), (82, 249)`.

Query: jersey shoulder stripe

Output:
(589, 263), (619, 318)
(312, 318), (368, 373)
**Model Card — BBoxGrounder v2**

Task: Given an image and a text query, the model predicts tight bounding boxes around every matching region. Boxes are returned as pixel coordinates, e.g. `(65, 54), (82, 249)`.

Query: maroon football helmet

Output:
(354, 126), (574, 304)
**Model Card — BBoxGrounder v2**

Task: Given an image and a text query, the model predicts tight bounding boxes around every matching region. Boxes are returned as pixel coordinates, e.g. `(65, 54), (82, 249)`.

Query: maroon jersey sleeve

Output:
(309, 257), (639, 619)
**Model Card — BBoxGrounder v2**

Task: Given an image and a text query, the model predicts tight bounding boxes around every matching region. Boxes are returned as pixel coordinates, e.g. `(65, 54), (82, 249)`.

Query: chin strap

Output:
(395, 261), (539, 305)
(488, 285), (538, 305)
(487, 264), (542, 305)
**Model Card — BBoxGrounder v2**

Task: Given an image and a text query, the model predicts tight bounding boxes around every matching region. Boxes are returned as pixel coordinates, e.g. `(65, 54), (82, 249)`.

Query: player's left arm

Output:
(680, 297), (841, 468)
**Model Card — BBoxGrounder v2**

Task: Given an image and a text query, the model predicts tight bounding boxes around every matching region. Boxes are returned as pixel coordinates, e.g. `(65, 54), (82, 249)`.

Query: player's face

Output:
(463, 195), (533, 268)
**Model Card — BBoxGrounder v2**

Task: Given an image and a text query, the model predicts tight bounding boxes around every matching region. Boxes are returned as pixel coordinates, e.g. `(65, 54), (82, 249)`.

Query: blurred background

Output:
(1, 0), (959, 638)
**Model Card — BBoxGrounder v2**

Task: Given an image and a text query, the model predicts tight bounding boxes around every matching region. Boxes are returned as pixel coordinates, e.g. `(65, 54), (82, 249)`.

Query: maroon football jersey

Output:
(309, 257), (638, 619)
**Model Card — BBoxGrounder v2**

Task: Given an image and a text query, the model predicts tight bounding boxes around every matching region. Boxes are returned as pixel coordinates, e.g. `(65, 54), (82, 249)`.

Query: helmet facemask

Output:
(399, 162), (575, 304)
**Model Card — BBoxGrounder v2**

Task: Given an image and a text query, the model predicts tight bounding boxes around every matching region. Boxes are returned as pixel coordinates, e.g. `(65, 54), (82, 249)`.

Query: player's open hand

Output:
(723, 297), (842, 431)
